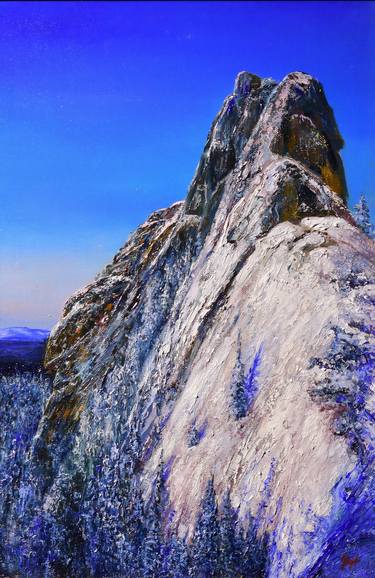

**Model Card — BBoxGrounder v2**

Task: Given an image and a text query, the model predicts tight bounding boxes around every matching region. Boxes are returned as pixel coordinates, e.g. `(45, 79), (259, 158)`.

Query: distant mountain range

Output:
(0, 326), (49, 371)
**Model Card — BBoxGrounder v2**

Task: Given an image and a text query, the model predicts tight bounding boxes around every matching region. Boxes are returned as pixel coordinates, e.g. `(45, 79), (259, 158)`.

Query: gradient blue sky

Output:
(1, 1), (374, 328)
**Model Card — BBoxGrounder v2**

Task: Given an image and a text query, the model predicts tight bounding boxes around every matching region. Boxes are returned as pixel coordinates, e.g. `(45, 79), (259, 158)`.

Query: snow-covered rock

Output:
(24, 72), (375, 576)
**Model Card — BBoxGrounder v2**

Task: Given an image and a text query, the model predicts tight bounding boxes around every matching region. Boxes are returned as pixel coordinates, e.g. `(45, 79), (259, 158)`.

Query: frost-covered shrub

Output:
(353, 195), (374, 237)
(191, 479), (268, 578)
(187, 419), (207, 447)
(191, 477), (221, 577)
(309, 326), (374, 455)
(244, 348), (262, 409)
(231, 346), (262, 420)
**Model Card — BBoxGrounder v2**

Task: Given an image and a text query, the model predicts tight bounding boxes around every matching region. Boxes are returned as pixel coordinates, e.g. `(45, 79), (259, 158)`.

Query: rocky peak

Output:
(4, 72), (373, 578)
(233, 70), (261, 95)
(265, 72), (347, 199)
(185, 71), (348, 238)
(185, 71), (277, 221)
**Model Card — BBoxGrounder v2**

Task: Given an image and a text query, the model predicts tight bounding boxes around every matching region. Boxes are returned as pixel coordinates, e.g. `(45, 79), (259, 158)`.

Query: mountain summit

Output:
(1, 72), (374, 577)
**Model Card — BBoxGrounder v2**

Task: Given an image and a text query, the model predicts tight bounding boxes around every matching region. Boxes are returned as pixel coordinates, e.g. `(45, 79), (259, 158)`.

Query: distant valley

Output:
(0, 327), (50, 372)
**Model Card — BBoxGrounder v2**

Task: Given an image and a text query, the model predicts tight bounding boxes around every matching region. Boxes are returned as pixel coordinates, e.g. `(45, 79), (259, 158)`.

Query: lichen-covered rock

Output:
(14, 72), (375, 576)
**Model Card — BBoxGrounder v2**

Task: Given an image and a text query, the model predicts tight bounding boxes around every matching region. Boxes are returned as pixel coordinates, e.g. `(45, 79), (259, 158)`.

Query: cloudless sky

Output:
(1, 1), (374, 328)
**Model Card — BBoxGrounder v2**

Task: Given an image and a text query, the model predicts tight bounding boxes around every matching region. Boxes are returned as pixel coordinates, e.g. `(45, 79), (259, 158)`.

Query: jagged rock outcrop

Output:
(20, 72), (375, 576)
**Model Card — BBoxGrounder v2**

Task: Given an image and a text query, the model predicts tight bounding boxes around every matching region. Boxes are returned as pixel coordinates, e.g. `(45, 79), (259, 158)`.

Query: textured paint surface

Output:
(1, 72), (374, 577)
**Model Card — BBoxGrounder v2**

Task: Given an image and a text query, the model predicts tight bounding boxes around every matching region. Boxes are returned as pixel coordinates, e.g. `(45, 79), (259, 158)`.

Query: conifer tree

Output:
(169, 535), (190, 578)
(219, 491), (240, 577)
(241, 512), (268, 578)
(187, 420), (206, 447)
(160, 533), (190, 578)
(354, 194), (373, 237)
(126, 418), (142, 472)
(244, 348), (262, 409)
(82, 443), (130, 577)
(231, 343), (248, 420)
(191, 477), (220, 577)
(142, 459), (167, 577)
(123, 476), (146, 574)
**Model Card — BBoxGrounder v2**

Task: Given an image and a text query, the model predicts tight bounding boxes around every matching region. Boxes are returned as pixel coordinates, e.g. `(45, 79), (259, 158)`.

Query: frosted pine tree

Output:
(353, 194), (373, 237)
(161, 533), (190, 578)
(231, 341), (248, 420)
(242, 512), (268, 577)
(191, 477), (220, 577)
(142, 459), (167, 577)
(219, 491), (240, 576)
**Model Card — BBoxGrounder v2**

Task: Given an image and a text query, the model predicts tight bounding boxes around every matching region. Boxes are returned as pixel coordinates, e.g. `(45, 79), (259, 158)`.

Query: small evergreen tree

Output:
(231, 345), (248, 420)
(219, 491), (240, 577)
(353, 194), (373, 236)
(82, 443), (130, 577)
(161, 533), (190, 578)
(123, 476), (146, 574)
(244, 348), (262, 409)
(191, 477), (221, 578)
(126, 418), (142, 473)
(142, 459), (167, 577)
(241, 512), (268, 578)
(187, 420), (206, 447)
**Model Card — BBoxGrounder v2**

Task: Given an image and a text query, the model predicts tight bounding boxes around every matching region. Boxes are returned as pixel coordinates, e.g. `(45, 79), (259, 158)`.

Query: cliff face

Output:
(28, 72), (375, 575)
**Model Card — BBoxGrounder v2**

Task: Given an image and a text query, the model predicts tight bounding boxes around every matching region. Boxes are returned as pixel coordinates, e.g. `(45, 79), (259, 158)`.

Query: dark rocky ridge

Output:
(4, 72), (375, 577)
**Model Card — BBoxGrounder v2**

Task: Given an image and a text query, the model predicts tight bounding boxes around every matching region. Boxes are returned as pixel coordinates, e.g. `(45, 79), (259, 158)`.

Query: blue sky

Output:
(1, 1), (374, 328)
